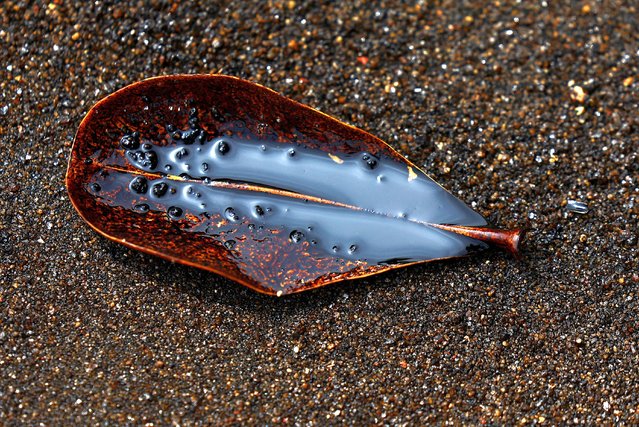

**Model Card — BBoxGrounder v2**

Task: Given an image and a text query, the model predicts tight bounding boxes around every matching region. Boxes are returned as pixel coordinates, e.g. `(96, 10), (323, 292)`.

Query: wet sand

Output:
(1, 1), (638, 424)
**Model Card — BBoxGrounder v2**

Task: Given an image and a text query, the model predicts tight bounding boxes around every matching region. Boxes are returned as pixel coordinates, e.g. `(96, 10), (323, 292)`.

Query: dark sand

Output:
(1, 1), (638, 424)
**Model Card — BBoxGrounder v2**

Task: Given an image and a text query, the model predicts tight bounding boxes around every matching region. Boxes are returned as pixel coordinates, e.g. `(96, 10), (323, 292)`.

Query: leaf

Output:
(66, 75), (523, 295)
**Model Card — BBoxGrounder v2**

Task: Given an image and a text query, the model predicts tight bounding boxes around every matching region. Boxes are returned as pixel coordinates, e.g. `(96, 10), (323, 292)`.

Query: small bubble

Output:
(224, 207), (240, 222)
(84, 158), (92, 164)
(175, 148), (188, 159)
(172, 131), (182, 140)
(188, 112), (199, 128)
(134, 203), (150, 213)
(260, 144), (267, 151)
(254, 205), (265, 216)
(567, 200), (589, 214)
(142, 143), (152, 151)
(348, 244), (358, 254)
(311, 239), (317, 245)
(332, 245), (339, 252)
(217, 140), (230, 155)
(120, 132), (140, 150)
(362, 153), (378, 169)
(290, 230), (304, 243)
(248, 224), (256, 230)
(167, 206), (183, 219)
(224, 240), (236, 250)
(201, 162), (209, 172)
(128, 150), (158, 169)
(90, 183), (101, 192)
(166, 124), (176, 133)
(164, 164), (172, 171)
(287, 149), (296, 157)
(130, 176), (148, 194)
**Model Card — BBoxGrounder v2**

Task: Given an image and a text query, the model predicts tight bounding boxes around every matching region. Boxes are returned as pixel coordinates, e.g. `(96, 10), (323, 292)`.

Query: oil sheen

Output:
(89, 126), (488, 265)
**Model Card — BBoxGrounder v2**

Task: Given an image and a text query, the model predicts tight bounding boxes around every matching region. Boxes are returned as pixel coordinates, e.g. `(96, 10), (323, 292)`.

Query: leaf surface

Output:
(67, 75), (512, 295)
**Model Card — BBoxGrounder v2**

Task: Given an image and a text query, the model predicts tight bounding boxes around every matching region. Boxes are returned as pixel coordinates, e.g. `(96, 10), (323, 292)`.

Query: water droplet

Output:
(201, 162), (209, 172)
(128, 150), (158, 169)
(120, 132), (140, 150)
(164, 164), (172, 171)
(166, 124), (176, 133)
(167, 206), (183, 219)
(134, 203), (150, 213)
(142, 143), (152, 151)
(288, 149), (296, 157)
(254, 205), (265, 217)
(224, 240), (236, 250)
(217, 140), (230, 155)
(130, 176), (148, 194)
(361, 153), (379, 169)
(290, 230), (304, 243)
(90, 183), (101, 192)
(260, 144), (267, 151)
(188, 110), (199, 128)
(224, 207), (240, 222)
(175, 148), (188, 159)
(349, 244), (358, 254)
(567, 200), (589, 214)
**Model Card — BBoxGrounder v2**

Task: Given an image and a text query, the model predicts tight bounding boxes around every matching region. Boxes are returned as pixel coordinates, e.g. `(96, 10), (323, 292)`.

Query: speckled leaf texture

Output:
(67, 75), (521, 295)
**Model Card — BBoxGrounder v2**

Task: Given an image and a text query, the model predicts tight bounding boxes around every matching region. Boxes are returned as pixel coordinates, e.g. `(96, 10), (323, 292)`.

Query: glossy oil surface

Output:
(67, 75), (489, 294)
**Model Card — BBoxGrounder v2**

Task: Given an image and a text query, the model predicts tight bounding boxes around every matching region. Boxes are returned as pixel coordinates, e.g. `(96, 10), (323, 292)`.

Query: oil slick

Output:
(66, 75), (523, 295)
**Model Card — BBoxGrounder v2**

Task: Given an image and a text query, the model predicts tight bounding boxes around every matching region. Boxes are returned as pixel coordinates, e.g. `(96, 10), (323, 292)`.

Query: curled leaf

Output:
(66, 75), (523, 295)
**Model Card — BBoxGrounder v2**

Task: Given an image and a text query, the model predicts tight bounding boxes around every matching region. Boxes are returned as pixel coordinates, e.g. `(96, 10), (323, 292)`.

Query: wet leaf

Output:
(66, 75), (523, 295)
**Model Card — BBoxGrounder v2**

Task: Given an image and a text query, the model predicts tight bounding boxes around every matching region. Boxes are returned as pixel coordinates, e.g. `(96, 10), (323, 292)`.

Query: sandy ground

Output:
(1, 1), (638, 424)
